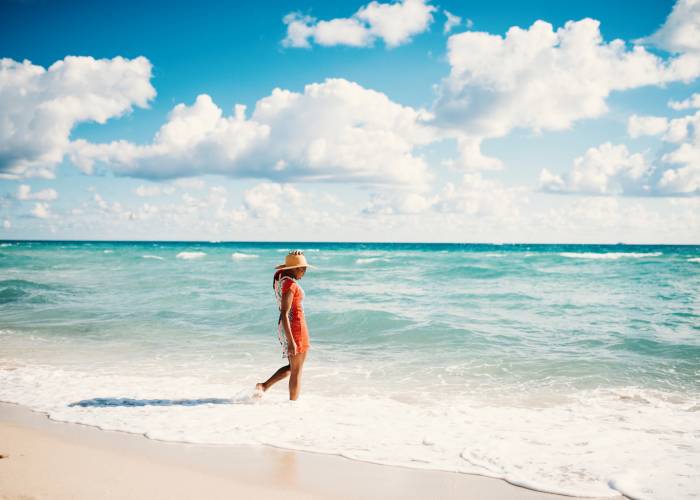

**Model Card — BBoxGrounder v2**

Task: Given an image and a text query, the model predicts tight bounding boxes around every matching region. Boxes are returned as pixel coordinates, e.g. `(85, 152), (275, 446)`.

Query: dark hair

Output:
(273, 268), (297, 289)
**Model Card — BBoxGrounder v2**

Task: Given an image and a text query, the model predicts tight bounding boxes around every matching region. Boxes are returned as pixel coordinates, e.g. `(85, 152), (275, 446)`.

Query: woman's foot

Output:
(253, 383), (265, 399)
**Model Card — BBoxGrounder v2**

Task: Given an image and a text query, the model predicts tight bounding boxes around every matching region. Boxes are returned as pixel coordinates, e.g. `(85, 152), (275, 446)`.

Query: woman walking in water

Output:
(256, 250), (313, 401)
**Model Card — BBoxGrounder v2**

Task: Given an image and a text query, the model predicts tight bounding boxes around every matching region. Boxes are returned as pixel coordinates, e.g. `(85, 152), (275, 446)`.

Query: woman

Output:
(256, 250), (313, 401)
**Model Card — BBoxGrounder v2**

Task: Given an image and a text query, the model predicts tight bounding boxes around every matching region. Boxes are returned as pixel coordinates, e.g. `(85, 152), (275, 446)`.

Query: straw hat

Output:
(275, 250), (316, 270)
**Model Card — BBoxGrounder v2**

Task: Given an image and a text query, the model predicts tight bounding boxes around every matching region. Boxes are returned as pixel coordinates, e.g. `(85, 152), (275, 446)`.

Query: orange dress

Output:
(275, 277), (310, 357)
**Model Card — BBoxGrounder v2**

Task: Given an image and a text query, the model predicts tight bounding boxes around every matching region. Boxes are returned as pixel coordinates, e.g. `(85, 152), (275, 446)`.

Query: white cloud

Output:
(3, 219), (10, 229)
(624, 106), (700, 195)
(434, 173), (524, 217)
(627, 115), (670, 138)
(313, 17), (372, 47)
(362, 173), (524, 219)
(283, 0), (436, 48)
(93, 193), (107, 209)
(533, 197), (656, 235)
(16, 184), (58, 201)
(70, 95), (269, 178)
(30, 202), (51, 219)
(658, 135), (700, 194)
(134, 184), (174, 197)
(452, 136), (503, 170)
(242, 183), (301, 219)
(362, 192), (431, 214)
(71, 79), (435, 187)
(173, 178), (206, 190)
(434, 16), (700, 169)
(668, 92), (700, 110)
(540, 143), (651, 195)
(443, 10), (461, 34)
(0, 56), (155, 180)
(638, 0), (700, 56)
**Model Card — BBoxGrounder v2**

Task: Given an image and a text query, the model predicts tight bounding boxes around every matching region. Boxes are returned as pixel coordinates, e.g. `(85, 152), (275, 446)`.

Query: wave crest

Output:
(559, 252), (662, 260)
(231, 252), (258, 261)
(176, 252), (206, 260)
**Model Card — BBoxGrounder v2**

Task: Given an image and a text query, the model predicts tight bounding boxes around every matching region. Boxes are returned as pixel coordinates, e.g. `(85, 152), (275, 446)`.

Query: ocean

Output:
(1, 241), (698, 499)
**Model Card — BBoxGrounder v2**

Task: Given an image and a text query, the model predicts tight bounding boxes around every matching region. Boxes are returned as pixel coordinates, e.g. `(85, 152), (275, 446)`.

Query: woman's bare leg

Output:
(288, 351), (307, 401)
(257, 364), (290, 392)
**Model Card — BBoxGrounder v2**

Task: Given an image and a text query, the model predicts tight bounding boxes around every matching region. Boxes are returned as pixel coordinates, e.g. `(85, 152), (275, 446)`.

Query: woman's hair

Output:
(272, 268), (296, 289)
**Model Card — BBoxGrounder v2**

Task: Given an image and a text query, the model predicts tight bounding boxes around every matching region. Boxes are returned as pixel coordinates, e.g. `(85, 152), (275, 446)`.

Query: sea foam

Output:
(0, 365), (697, 500)
(559, 252), (662, 260)
(231, 252), (258, 261)
(176, 251), (206, 260)
(355, 257), (388, 264)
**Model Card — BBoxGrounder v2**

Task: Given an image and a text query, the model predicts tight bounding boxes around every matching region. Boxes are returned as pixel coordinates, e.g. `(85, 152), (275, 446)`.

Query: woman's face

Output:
(293, 267), (307, 279)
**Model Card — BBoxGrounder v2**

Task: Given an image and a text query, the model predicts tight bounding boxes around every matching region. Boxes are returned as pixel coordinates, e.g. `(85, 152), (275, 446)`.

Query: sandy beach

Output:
(0, 402), (625, 500)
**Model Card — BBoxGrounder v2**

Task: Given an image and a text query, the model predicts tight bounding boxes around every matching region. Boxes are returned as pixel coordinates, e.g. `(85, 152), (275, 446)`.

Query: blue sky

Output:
(1, 0), (699, 242)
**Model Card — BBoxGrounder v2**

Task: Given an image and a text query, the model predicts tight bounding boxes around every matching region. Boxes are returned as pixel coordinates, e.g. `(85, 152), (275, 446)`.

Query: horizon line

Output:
(1, 239), (698, 246)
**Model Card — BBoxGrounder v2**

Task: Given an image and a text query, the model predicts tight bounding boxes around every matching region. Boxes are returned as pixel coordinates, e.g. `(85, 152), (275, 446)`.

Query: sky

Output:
(1, 0), (699, 243)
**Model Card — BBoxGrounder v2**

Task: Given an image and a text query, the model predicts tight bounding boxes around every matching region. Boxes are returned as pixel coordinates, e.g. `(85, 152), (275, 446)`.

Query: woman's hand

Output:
(288, 341), (298, 357)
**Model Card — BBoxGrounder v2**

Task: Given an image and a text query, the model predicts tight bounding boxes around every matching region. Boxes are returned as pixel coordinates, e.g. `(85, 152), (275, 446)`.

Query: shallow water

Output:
(1, 241), (699, 499)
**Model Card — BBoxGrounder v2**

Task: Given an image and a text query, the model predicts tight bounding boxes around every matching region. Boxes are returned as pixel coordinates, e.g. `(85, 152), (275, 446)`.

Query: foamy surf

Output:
(176, 251), (206, 260)
(231, 252), (258, 261)
(355, 257), (388, 264)
(142, 255), (165, 260)
(559, 252), (662, 260)
(0, 365), (697, 500)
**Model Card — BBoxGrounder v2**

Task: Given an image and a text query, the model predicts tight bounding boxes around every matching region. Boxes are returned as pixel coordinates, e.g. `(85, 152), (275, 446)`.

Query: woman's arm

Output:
(279, 288), (297, 356)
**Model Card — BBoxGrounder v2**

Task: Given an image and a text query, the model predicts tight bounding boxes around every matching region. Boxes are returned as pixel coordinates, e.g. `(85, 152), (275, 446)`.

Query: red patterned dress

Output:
(274, 276), (310, 357)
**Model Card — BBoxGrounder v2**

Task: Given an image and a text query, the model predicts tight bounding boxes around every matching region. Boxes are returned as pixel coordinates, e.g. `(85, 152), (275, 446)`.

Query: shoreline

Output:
(0, 401), (625, 500)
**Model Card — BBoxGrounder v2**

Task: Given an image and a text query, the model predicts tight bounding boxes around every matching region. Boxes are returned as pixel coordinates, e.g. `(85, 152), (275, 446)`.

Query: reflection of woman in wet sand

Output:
(256, 251), (313, 401)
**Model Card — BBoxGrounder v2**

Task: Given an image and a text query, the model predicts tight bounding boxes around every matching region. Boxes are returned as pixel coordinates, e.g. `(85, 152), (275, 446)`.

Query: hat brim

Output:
(275, 264), (316, 270)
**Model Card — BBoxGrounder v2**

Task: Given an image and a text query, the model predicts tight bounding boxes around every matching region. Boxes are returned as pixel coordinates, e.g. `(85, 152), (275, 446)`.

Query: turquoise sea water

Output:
(1, 241), (699, 499)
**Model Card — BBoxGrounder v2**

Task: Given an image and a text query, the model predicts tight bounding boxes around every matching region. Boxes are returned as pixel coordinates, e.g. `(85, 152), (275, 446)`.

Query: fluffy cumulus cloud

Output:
(282, 0), (435, 48)
(242, 183), (302, 219)
(30, 202), (51, 219)
(433, 173), (524, 217)
(362, 192), (431, 214)
(434, 15), (700, 169)
(71, 78), (436, 187)
(656, 112), (700, 195)
(134, 184), (175, 197)
(627, 115), (670, 138)
(540, 143), (651, 195)
(362, 173), (523, 219)
(638, 0), (700, 56)
(543, 95), (700, 197)
(624, 99), (700, 195)
(443, 10), (461, 34)
(669, 92), (700, 110)
(0, 56), (155, 179)
(16, 184), (58, 201)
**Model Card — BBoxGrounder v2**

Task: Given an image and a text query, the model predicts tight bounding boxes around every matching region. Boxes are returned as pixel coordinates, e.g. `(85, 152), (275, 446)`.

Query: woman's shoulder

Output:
(280, 277), (298, 293)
